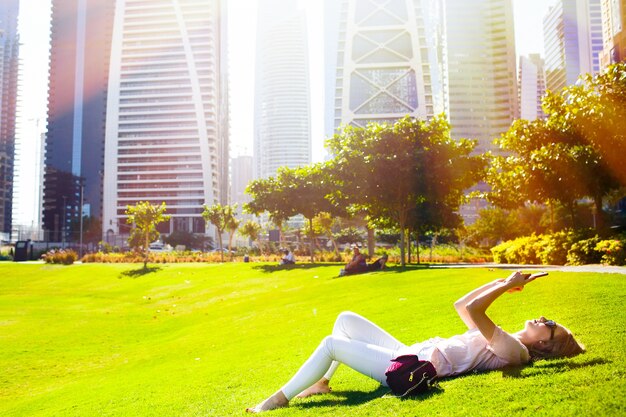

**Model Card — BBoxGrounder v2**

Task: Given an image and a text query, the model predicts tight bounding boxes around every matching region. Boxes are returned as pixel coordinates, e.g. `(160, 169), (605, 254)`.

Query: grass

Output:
(0, 262), (625, 416)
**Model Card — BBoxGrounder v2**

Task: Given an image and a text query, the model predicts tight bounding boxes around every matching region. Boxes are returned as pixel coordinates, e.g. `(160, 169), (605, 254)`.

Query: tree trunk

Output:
(593, 194), (604, 231)
(144, 230), (149, 269)
(407, 229), (411, 264)
(399, 226), (406, 267)
(217, 232), (224, 262)
(416, 235), (420, 264)
(367, 226), (375, 258)
(549, 200), (554, 232)
(329, 232), (340, 256)
(308, 218), (315, 263)
(228, 231), (235, 261)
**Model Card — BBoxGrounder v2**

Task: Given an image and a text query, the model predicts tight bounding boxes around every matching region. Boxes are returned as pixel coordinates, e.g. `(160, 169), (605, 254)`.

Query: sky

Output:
(13, 0), (553, 228)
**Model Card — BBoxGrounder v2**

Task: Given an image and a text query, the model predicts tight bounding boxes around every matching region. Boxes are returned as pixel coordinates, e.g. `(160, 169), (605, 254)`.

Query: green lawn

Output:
(0, 262), (625, 416)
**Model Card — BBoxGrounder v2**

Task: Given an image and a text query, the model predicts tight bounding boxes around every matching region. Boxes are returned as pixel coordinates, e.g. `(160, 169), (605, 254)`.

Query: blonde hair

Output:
(529, 331), (585, 360)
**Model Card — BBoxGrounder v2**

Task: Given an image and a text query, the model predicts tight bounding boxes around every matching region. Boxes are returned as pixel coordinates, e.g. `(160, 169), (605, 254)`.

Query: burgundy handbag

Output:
(385, 355), (437, 397)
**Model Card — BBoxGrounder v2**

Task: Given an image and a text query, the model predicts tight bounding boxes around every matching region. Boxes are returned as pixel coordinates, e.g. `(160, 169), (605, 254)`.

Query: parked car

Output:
(148, 242), (173, 253)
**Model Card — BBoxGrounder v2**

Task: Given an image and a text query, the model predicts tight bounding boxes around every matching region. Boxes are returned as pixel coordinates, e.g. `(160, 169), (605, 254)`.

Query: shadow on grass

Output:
(501, 357), (609, 378)
(295, 386), (443, 410)
(250, 263), (430, 275)
(119, 266), (162, 278)
(384, 264), (431, 273)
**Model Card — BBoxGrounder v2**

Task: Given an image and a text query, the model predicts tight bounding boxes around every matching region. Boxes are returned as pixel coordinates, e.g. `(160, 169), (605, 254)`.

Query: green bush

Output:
(491, 236), (540, 264)
(492, 230), (596, 266)
(595, 239), (626, 266)
(42, 249), (78, 265)
(536, 230), (582, 265)
(567, 236), (603, 265)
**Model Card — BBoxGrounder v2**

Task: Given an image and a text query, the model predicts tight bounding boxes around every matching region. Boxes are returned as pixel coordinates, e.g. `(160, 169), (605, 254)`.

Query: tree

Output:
(244, 175), (291, 246)
(314, 212), (340, 256)
(487, 63), (626, 231)
(163, 230), (211, 251)
(226, 206), (241, 261)
(276, 164), (340, 262)
(327, 115), (483, 265)
(202, 203), (236, 262)
(239, 220), (262, 253)
(246, 163), (342, 262)
(126, 201), (170, 269)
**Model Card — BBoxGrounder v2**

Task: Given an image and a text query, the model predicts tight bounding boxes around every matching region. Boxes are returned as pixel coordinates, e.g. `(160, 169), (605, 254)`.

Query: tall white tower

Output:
(102, 0), (228, 240)
(254, 0), (311, 179)
(327, 0), (444, 132)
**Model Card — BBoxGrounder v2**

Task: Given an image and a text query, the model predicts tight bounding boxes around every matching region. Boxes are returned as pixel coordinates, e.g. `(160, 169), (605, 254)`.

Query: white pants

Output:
(281, 311), (409, 399)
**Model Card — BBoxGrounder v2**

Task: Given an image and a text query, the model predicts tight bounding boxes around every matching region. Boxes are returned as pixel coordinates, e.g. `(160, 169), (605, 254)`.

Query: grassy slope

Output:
(0, 262), (624, 416)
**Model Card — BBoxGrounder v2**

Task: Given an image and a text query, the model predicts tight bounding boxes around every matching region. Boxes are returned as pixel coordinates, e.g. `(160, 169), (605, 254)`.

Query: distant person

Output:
(246, 271), (585, 413)
(280, 249), (295, 265)
(339, 246), (367, 276)
(366, 254), (388, 271)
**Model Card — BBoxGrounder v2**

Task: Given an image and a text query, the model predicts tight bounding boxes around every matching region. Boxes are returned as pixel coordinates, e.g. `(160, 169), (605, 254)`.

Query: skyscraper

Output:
(326, 0), (444, 133)
(444, 0), (518, 150)
(43, 0), (114, 243)
(254, 0), (311, 179)
(543, 0), (603, 93)
(0, 0), (19, 239)
(599, 0), (626, 68)
(102, 0), (229, 241)
(231, 155), (253, 207)
(519, 54), (547, 121)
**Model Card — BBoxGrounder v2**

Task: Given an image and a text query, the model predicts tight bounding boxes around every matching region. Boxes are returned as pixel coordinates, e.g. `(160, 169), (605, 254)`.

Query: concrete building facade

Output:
(102, 0), (229, 242)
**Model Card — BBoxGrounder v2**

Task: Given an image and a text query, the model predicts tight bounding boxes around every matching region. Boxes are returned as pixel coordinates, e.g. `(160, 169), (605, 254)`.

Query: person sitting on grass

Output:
(279, 249), (295, 265)
(339, 246), (367, 276)
(246, 271), (585, 413)
(366, 254), (388, 272)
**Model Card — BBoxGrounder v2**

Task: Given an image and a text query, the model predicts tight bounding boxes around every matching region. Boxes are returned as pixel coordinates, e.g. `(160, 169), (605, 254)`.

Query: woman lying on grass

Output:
(246, 271), (584, 413)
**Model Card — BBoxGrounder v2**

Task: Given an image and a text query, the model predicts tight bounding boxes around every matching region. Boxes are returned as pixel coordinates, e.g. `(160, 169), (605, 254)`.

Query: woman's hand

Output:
(504, 271), (547, 293)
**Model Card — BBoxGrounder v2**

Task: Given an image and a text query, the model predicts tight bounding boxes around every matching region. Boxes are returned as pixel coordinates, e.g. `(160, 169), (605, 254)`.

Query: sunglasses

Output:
(544, 319), (557, 340)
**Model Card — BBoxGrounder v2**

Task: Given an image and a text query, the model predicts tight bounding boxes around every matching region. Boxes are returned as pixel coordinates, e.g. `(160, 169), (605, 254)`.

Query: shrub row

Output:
(491, 231), (626, 266)
(43, 249), (79, 265)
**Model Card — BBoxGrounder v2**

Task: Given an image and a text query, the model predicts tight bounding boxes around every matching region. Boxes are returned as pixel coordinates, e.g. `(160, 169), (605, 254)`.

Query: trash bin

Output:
(14, 240), (30, 262)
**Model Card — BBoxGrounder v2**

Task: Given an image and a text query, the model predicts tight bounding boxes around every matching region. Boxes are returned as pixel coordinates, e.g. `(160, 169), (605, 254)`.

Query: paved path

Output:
(429, 263), (626, 275)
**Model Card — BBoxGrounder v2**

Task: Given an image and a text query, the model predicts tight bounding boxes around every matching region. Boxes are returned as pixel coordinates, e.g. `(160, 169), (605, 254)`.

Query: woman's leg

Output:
(247, 312), (405, 412)
(282, 334), (397, 400)
(322, 311), (405, 380)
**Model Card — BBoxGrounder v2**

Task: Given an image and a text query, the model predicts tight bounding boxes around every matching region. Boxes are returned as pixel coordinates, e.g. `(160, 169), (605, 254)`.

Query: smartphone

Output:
(526, 272), (548, 279)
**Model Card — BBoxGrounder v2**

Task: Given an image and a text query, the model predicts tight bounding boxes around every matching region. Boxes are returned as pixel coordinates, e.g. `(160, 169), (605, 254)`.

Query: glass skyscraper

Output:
(254, 0), (311, 179)
(43, 0), (114, 243)
(0, 0), (19, 238)
(444, 0), (518, 151)
(543, 0), (603, 93)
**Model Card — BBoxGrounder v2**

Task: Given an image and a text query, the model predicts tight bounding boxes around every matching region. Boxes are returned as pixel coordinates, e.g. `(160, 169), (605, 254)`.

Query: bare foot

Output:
(296, 379), (332, 398)
(246, 391), (289, 413)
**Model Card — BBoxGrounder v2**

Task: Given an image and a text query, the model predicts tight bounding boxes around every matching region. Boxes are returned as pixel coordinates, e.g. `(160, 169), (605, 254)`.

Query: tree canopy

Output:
(486, 62), (626, 230)
(125, 201), (170, 268)
(326, 115), (484, 265)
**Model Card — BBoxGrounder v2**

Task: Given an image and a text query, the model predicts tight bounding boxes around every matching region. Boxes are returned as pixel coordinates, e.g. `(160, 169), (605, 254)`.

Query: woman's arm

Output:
(465, 271), (539, 341)
(454, 279), (504, 329)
